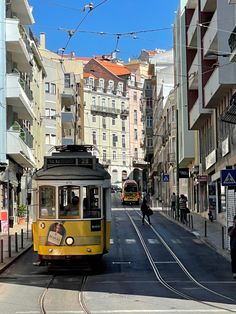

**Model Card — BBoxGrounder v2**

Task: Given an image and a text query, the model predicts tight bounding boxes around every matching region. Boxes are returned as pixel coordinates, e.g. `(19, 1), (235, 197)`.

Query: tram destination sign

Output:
(46, 157), (93, 168)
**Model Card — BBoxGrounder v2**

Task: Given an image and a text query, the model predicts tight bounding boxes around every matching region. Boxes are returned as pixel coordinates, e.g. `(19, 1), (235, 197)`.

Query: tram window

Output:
(39, 186), (56, 218)
(59, 186), (80, 219)
(82, 186), (101, 219)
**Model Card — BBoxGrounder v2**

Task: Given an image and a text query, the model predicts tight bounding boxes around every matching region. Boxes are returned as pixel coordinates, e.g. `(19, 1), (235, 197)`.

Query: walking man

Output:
(228, 215), (236, 279)
(179, 194), (187, 224)
(171, 192), (176, 213)
(141, 197), (152, 225)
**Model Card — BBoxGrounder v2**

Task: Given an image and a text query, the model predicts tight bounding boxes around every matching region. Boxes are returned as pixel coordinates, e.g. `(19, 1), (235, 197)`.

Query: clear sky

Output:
(29, 0), (180, 61)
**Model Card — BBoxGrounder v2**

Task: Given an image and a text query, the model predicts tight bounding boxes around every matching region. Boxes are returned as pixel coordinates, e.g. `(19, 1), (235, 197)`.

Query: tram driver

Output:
(65, 196), (80, 216)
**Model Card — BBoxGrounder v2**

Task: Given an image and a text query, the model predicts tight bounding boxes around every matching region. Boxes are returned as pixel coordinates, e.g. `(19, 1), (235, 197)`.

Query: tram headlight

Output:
(65, 237), (74, 246)
(40, 222), (45, 229)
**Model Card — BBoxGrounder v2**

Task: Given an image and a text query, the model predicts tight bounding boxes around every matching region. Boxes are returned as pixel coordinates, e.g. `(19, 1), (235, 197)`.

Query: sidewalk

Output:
(0, 222), (32, 273)
(159, 208), (231, 262)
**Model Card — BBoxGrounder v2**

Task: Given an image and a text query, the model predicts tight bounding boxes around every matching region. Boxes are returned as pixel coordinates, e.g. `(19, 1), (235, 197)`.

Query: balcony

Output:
(203, 11), (217, 57)
(91, 105), (120, 116)
(61, 111), (75, 128)
(228, 0), (236, 3)
(204, 65), (236, 108)
(189, 98), (213, 130)
(61, 88), (75, 106)
(6, 19), (32, 72)
(10, 0), (35, 25)
(188, 52), (198, 90)
(201, 0), (216, 12)
(120, 109), (129, 119)
(187, 7), (198, 47)
(7, 131), (35, 168)
(6, 73), (35, 121)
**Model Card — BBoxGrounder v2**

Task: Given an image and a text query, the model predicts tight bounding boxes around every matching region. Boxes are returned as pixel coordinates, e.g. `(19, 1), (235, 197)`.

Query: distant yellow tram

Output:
(32, 145), (111, 265)
(121, 179), (140, 205)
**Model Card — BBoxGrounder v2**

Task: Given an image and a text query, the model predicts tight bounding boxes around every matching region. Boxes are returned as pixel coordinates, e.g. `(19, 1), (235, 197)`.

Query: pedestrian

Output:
(228, 215), (236, 279)
(179, 194), (187, 223)
(141, 197), (152, 225)
(171, 192), (176, 212)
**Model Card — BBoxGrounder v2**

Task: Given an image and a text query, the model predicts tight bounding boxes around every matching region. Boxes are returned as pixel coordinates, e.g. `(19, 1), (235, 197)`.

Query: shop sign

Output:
(197, 175), (208, 182)
(222, 137), (230, 157)
(179, 168), (189, 178)
(205, 149), (216, 170)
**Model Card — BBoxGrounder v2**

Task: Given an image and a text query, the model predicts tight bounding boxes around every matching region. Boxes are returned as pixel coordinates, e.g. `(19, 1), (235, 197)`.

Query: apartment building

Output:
(0, 0), (38, 228)
(183, 0), (236, 225)
(83, 58), (131, 186)
(39, 34), (83, 156)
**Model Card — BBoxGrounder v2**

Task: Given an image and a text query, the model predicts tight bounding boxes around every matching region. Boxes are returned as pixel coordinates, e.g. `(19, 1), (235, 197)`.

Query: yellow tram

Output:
(121, 179), (140, 205)
(32, 145), (111, 264)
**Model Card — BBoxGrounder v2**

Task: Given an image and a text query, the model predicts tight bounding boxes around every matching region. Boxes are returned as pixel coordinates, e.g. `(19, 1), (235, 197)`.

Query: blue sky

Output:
(29, 0), (179, 61)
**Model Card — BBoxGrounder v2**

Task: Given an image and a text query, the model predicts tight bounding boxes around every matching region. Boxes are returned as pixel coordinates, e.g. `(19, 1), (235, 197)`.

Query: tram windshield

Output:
(59, 186), (80, 219)
(82, 186), (101, 218)
(39, 186), (56, 218)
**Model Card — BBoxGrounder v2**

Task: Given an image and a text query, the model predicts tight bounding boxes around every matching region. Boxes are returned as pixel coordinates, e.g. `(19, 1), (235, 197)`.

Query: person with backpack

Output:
(141, 197), (152, 225)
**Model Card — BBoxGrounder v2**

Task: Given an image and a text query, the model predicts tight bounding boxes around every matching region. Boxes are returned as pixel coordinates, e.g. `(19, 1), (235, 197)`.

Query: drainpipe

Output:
(0, 1), (6, 162)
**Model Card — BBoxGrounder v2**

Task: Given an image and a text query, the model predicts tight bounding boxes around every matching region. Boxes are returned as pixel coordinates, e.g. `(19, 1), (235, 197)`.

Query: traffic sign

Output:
(162, 174), (169, 182)
(221, 169), (236, 186)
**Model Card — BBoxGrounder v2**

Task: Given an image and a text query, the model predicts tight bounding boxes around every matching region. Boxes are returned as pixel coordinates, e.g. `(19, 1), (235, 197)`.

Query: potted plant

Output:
(17, 204), (27, 224)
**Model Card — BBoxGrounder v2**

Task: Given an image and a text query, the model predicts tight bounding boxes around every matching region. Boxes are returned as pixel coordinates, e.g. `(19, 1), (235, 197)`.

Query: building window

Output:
(122, 120), (125, 132)
(92, 114), (96, 123)
(171, 106), (175, 122)
(112, 100), (116, 112)
(146, 97), (153, 109)
(102, 98), (105, 111)
(64, 73), (71, 88)
(108, 80), (114, 90)
(134, 129), (138, 140)
(112, 134), (117, 147)
(112, 118), (115, 126)
(122, 152), (126, 165)
(51, 83), (56, 95)
(45, 134), (56, 145)
(133, 91), (137, 101)
(92, 131), (97, 145)
(121, 102), (125, 111)
(89, 77), (94, 87)
(134, 148), (138, 159)
(99, 78), (104, 88)
(102, 117), (106, 129)
(147, 137), (153, 147)
(147, 116), (153, 128)
(122, 135), (125, 148)
(113, 151), (117, 160)
(118, 82), (123, 92)
(103, 132), (106, 141)
(134, 110), (137, 124)
(45, 82), (50, 93)
(92, 97), (96, 110)
(102, 150), (106, 161)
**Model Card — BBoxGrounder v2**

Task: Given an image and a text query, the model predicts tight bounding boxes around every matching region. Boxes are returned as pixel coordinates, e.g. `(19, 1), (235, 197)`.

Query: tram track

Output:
(126, 209), (236, 313)
(39, 274), (90, 314)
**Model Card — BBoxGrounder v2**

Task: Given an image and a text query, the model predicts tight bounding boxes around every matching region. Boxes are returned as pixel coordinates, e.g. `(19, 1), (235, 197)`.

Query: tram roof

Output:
(33, 165), (110, 180)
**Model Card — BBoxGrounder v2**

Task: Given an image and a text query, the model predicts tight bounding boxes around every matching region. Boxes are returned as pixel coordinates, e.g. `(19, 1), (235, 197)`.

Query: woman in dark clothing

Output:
(141, 198), (151, 225)
(228, 215), (236, 279)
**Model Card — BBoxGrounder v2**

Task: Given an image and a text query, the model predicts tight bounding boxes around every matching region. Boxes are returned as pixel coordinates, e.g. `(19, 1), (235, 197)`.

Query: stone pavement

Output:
(0, 221), (32, 273)
(160, 207), (231, 262)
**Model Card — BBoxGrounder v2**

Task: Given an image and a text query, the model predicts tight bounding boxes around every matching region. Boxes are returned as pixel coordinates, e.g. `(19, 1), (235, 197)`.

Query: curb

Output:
(0, 243), (33, 274)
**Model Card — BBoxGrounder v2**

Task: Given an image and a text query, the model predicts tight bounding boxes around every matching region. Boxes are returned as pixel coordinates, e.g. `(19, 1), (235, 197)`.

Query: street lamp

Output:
(205, 51), (231, 58)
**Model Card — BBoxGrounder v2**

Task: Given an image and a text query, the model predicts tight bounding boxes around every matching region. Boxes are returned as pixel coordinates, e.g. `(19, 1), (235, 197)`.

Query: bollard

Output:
(0, 239), (3, 263)
(8, 235), (11, 258)
(21, 229), (24, 249)
(222, 226), (225, 250)
(191, 215), (193, 229)
(15, 232), (18, 253)
(204, 220), (207, 237)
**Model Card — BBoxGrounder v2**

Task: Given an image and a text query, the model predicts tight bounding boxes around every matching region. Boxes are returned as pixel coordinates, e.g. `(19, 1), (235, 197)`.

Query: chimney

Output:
(40, 32), (46, 49)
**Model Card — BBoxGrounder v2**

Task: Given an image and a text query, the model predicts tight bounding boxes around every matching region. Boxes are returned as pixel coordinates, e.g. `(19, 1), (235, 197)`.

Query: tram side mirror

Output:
(27, 193), (32, 205)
